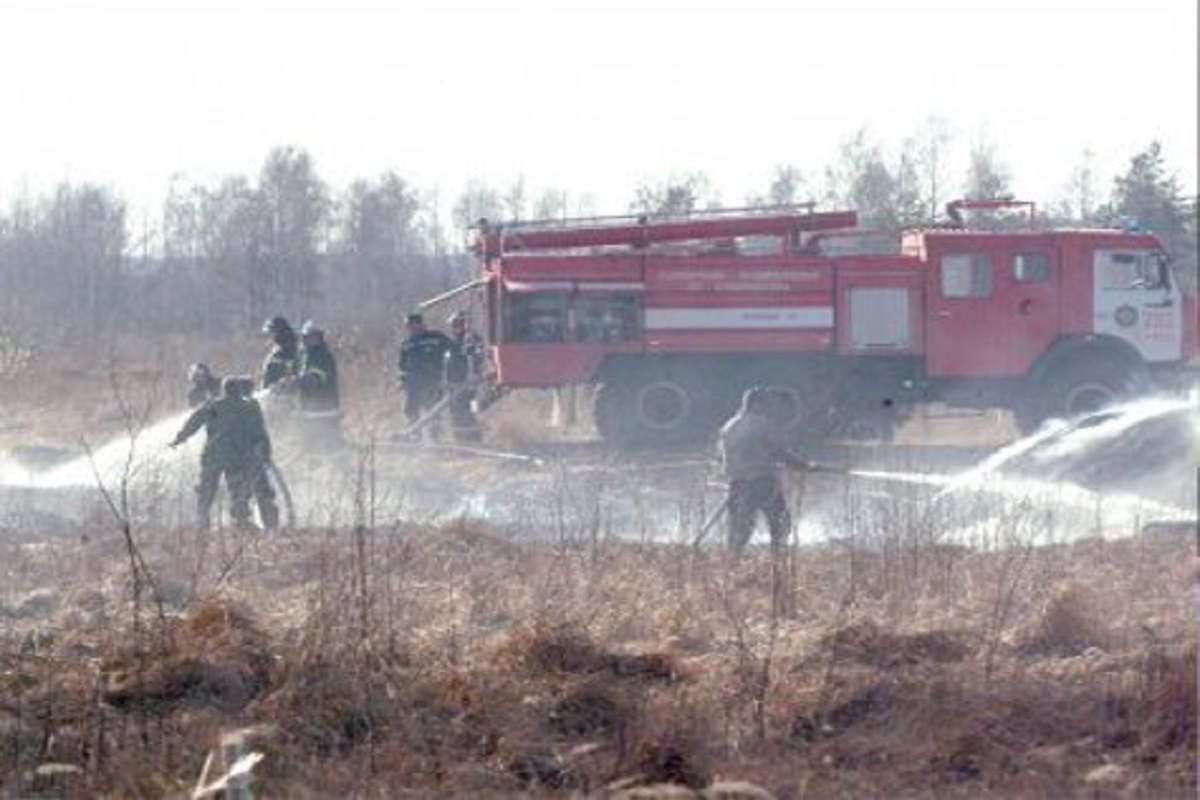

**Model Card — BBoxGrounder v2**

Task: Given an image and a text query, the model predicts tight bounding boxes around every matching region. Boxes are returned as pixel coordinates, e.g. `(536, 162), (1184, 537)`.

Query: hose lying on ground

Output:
(266, 460), (296, 529)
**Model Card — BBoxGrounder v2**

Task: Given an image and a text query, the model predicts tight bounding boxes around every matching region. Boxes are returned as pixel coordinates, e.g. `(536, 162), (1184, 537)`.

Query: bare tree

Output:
(503, 177), (528, 221)
(530, 189), (596, 221)
(962, 141), (1012, 201)
(905, 116), (952, 221)
(823, 130), (923, 231)
(630, 171), (717, 216)
(257, 146), (331, 320)
(196, 176), (268, 331)
(531, 188), (569, 221)
(1061, 148), (1100, 223)
(747, 164), (808, 208)
(451, 180), (505, 241)
(329, 171), (427, 319)
(3, 183), (129, 344)
(160, 177), (219, 335)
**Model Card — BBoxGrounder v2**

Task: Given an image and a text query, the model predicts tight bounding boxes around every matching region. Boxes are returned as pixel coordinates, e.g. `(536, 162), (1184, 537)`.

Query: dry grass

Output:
(0, 517), (1194, 798)
(0, 341), (1195, 796)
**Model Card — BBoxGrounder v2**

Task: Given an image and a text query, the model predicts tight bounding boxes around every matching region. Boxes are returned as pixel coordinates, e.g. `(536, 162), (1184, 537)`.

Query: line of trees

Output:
(0, 134), (1194, 370)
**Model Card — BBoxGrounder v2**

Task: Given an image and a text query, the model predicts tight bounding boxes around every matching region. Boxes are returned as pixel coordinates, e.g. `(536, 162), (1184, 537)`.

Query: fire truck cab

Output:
(467, 200), (1198, 446)
(912, 202), (1191, 430)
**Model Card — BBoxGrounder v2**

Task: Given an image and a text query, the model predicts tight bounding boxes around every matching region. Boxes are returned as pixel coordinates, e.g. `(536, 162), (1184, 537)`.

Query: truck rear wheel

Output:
(759, 382), (839, 442)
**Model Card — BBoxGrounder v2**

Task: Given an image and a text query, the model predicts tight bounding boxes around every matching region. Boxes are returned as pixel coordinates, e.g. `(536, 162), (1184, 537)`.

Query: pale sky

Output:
(0, 0), (1195, 219)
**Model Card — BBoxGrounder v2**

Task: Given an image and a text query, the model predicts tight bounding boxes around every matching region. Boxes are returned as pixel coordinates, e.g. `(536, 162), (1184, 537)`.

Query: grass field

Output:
(0, 347), (1195, 798)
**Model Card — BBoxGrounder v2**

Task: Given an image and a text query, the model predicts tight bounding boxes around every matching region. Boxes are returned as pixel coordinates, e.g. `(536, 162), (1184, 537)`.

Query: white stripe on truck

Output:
(644, 307), (834, 329)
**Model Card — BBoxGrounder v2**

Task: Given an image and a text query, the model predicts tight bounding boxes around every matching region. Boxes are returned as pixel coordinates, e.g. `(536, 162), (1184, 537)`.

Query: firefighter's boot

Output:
(259, 498), (281, 533)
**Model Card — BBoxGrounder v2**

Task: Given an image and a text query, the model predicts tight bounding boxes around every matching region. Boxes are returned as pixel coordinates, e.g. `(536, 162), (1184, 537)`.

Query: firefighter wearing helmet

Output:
(170, 375), (280, 532)
(260, 315), (299, 391)
(296, 320), (340, 414)
(443, 311), (484, 441)
(186, 362), (221, 409)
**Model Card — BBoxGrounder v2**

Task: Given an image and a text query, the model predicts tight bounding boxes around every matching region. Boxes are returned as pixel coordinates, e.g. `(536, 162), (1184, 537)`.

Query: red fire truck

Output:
(457, 200), (1199, 445)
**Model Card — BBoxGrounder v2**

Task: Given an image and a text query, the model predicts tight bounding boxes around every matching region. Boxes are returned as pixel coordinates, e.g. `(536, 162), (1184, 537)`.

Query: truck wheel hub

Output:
(636, 381), (691, 430)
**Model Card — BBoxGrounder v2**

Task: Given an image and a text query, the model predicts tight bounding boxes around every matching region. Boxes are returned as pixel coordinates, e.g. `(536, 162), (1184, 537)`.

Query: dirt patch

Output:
(101, 599), (273, 712)
(811, 618), (971, 668)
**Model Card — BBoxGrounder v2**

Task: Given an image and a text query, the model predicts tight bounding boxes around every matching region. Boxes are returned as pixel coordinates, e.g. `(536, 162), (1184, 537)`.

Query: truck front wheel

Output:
(1019, 358), (1148, 431)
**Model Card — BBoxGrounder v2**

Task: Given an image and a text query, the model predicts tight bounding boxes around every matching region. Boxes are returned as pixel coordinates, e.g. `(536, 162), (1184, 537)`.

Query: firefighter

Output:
(398, 312), (453, 436)
(293, 320), (343, 448)
(717, 386), (811, 554)
(443, 312), (484, 441)
(296, 320), (340, 414)
(170, 376), (280, 532)
(260, 315), (299, 391)
(186, 363), (221, 409)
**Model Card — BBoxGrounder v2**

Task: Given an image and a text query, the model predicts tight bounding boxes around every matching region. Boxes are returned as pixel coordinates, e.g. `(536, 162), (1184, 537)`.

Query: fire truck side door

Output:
(1091, 249), (1183, 362)
(925, 241), (1060, 377)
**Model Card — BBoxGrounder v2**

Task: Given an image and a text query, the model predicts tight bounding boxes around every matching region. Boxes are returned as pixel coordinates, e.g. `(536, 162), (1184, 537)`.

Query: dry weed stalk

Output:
(1, 429), (1196, 797)
(979, 504), (1038, 679)
(78, 366), (176, 775)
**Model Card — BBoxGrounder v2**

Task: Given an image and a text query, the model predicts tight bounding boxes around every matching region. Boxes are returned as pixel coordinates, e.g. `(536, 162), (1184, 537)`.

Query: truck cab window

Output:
(508, 293), (568, 342)
(941, 253), (993, 298)
(1098, 250), (1167, 290)
(1013, 252), (1050, 283)
(1152, 252), (1173, 289)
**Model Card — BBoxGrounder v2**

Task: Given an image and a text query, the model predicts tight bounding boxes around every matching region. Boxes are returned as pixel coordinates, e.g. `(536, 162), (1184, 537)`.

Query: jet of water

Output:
(936, 394), (1199, 501)
(935, 417), (1071, 498)
(30, 409), (195, 489)
(10, 387), (283, 490)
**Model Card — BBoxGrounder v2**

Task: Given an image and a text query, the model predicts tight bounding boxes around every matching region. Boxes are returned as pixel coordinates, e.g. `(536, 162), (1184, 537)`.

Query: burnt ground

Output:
(0, 382), (1197, 797)
(0, 389), (1195, 550)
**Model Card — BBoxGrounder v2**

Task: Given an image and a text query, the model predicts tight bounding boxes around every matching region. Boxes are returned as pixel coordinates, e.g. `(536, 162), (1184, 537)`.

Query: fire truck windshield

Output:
(1100, 251), (1170, 291)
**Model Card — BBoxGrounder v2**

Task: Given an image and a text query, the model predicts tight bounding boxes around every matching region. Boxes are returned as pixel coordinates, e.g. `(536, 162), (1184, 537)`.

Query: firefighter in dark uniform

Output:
(717, 387), (810, 553)
(443, 312), (484, 441)
(186, 363), (221, 408)
(292, 320), (343, 447)
(260, 315), (299, 391)
(398, 312), (453, 434)
(170, 376), (280, 532)
(296, 321), (340, 413)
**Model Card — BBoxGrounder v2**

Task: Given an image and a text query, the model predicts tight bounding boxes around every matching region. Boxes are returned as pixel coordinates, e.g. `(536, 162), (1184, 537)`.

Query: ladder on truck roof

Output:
(944, 197), (1038, 230)
(471, 203), (859, 256)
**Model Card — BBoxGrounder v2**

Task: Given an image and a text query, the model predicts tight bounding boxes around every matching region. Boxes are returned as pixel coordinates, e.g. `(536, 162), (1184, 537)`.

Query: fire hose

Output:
(690, 461), (931, 549)
(265, 459), (296, 529)
(394, 372), (502, 441)
(692, 496), (731, 549)
(690, 463), (837, 550)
